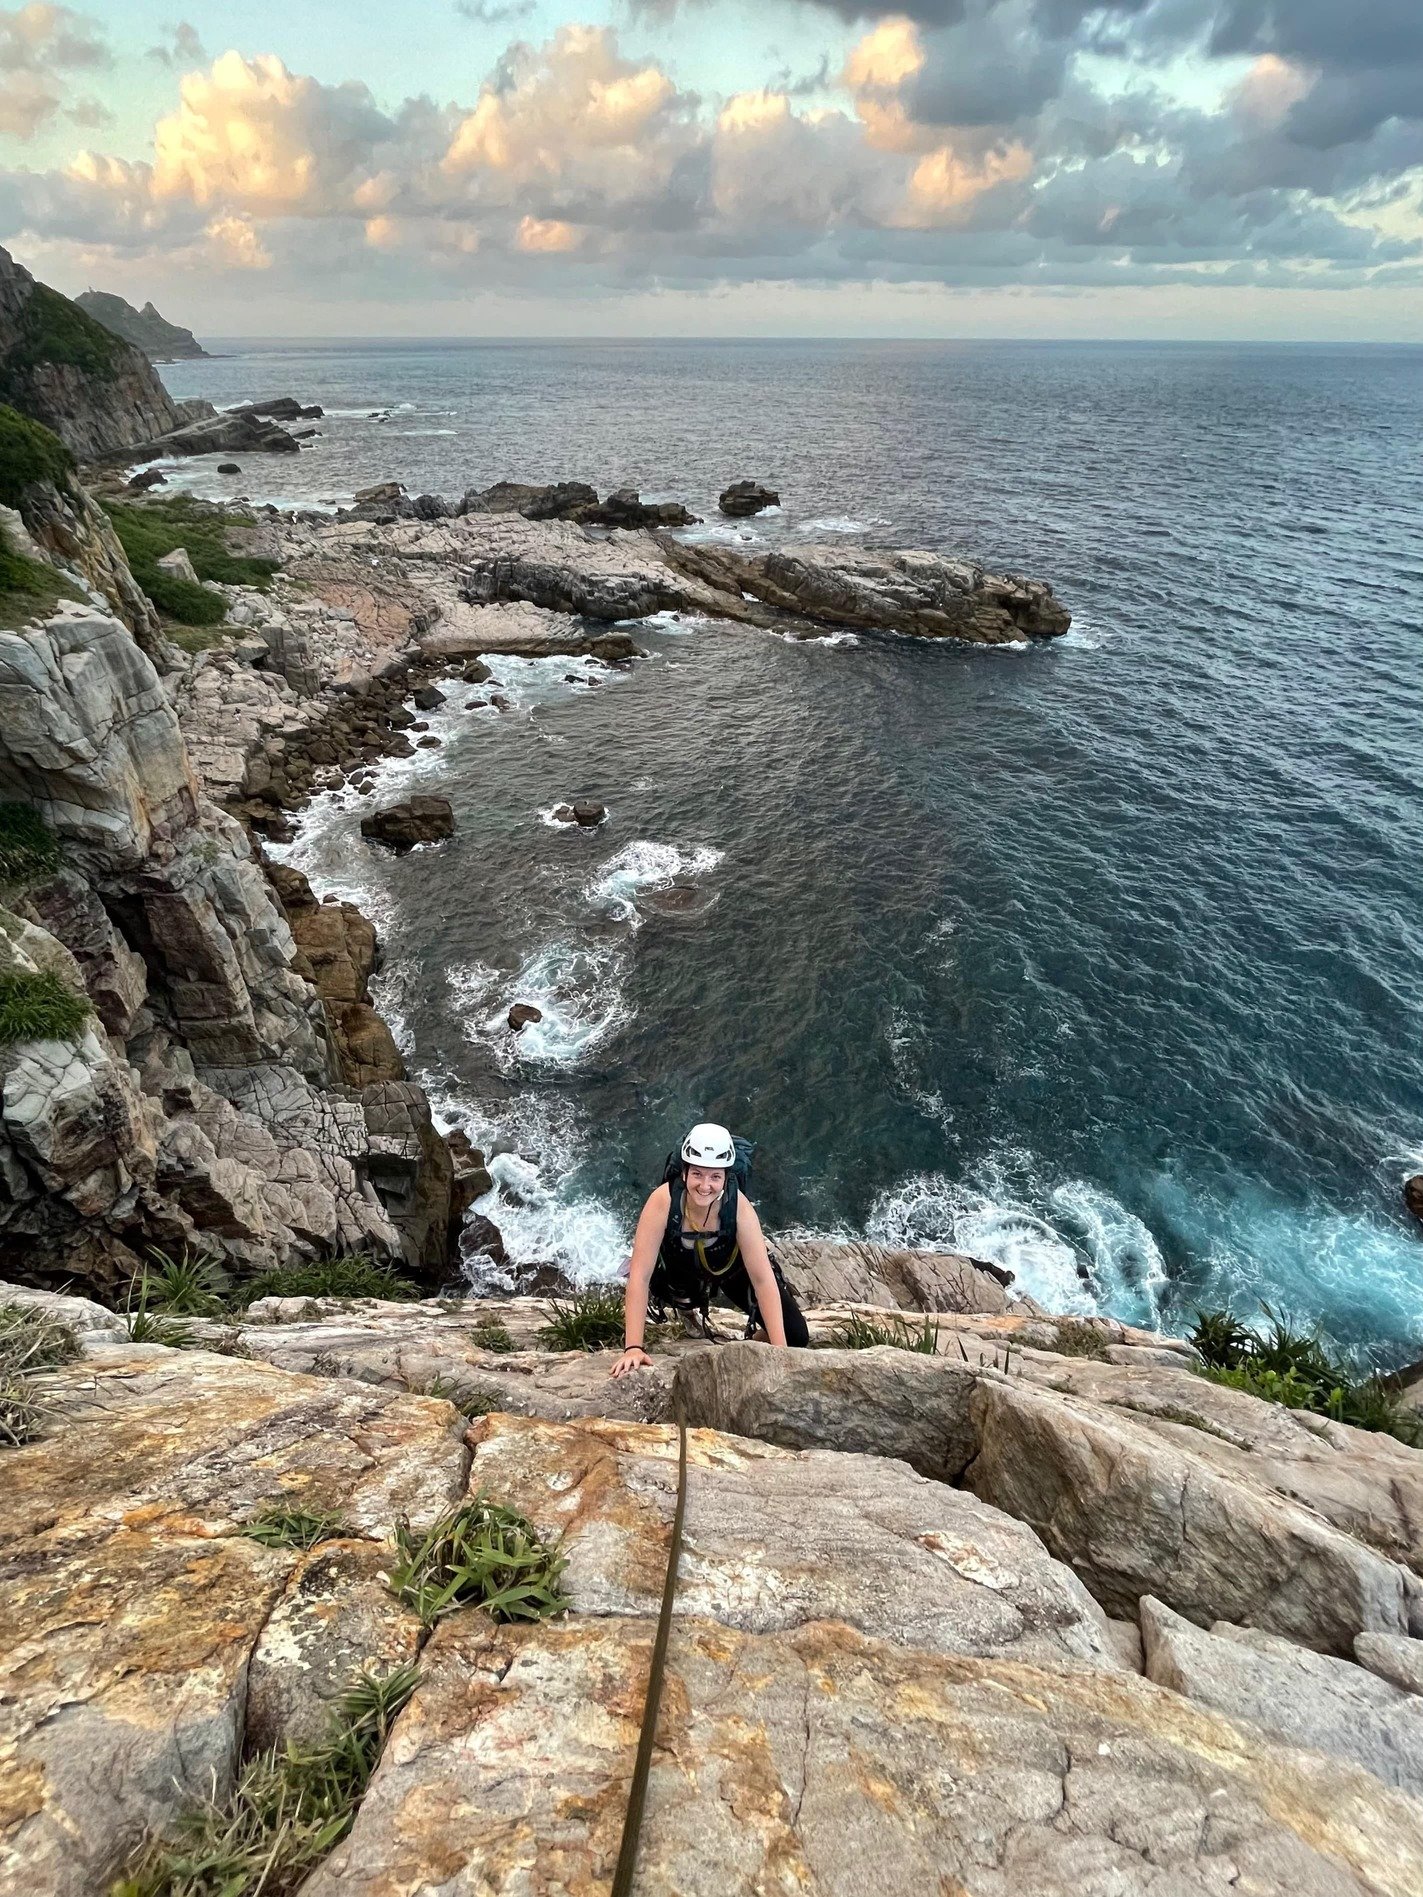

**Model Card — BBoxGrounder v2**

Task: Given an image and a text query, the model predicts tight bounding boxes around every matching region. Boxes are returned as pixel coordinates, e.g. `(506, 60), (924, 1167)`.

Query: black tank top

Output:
(659, 1177), (742, 1279)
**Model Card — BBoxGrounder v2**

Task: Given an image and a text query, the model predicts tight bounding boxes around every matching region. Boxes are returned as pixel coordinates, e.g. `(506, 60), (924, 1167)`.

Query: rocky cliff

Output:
(3, 1286), (1422, 1895)
(0, 246), (188, 459)
(75, 290), (210, 361)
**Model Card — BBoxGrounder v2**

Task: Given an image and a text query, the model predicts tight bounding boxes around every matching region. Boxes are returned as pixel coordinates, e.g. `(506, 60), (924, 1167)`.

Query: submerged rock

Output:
(359, 796), (455, 852)
(507, 1002), (543, 1030)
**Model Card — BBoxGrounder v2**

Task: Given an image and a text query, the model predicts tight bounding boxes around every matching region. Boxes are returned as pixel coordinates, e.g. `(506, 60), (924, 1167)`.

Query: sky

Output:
(0, 1), (1420, 339)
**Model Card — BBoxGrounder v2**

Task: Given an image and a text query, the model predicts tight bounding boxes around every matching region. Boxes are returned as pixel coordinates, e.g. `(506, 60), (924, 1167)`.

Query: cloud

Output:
(454, 0), (535, 23)
(0, 3), (109, 139)
(0, 15), (1417, 305)
(146, 22), (207, 70)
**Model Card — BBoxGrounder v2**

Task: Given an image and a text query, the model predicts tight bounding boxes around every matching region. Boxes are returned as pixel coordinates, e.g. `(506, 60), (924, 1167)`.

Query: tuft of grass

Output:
(389, 1496), (568, 1627)
(102, 498), (277, 628)
(0, 524), (82, 631)
(0, 802), (61, 888)
(410, 1375), (500, 1418)
(123, 1273), (197, 1348)
(0, 1301), (80, 1446)
(537, 1287), (626, 1353)
(241, 1504), (350, 1551)
(1192, 1303), (1422, 1446)
(232, 1257), (421, 1308)
(0, 967), (91, 1046)
(827, 1311), (941, 1354)
(139, 1248), (230, 1317)
(1049, 1319), (1111, 1361)
(470, 1320), (516, 1353)
(111, 1662), (419, 1897)
(0, 403), (74, 508)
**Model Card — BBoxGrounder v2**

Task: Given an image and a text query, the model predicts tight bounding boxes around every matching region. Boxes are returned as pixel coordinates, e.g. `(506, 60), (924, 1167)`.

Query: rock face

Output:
(120, 408), (300, 459)
(0, 246), (189, 458)
(74, 290), (211, 361)
(1141, 1596), (1423, 1799)
(359, 795), (455, 852)
(10, 475), (163, 656)
(719, 478), (780, 516)
(775, 1236), (1012, 1312)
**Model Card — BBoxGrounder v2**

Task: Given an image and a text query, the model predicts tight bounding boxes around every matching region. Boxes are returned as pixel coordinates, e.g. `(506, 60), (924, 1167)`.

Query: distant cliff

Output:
(0, 245), (188, 459)
(76, 289), (210, 361)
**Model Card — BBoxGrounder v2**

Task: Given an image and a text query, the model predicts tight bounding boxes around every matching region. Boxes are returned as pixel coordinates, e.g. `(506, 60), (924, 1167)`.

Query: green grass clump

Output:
(233, 1256), (421, 1308)
(0, 524), (81, 631)
(102, 498), (277, 627)
(537, 1287), (626, 1352)
(411, 1375), (500, 1418)
(0, 968), (91, 1046)
(1191, 1303), (1422, 1445)
(0, 1301), (80, 1446)
(1049, 1319), (1111, 1361)
(0, 803), (61, 889)
(0, 404), (74, 508)
(390, 1496), (568, 1627)
(138, 1249), (230, 1316)
(827, 1311), (941, 1354)
(241, 1504), (350, 1551)
(112, 1663), (419, 1897)
(470, 1319), (515, 1353)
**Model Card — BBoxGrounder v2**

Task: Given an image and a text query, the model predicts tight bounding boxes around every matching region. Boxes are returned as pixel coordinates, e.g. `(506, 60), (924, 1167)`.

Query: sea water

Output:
(158, 339), (1423, 1358)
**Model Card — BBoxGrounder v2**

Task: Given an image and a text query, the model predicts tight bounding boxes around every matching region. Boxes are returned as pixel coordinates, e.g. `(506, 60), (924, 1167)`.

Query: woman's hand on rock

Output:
(610, 1345), (652, 1379)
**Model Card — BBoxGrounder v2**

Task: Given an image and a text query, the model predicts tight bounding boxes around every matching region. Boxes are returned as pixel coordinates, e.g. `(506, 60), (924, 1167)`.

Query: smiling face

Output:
(685, 1164), (726, 1207)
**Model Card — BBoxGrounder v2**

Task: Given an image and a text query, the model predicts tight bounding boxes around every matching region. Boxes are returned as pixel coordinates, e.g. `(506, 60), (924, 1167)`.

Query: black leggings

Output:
(649, 1252), (810, 1347)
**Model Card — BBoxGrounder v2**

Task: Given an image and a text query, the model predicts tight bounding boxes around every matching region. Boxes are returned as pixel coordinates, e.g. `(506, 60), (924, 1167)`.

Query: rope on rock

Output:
(610, 1412), (688, 1897)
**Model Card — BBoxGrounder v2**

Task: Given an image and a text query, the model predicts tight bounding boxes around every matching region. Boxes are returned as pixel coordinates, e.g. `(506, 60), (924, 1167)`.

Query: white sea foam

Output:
(797, 515), (890, 535)
(458, 939), (630, 1068)
(585, 839), (725, 925)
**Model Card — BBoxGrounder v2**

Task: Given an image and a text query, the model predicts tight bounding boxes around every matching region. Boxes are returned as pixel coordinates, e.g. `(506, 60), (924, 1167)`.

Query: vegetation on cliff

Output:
(102, 496), (278, 627)
(1190, 1304), (1422, 1444)
(0, 802), (62, 889)
(0, 967), (91, 1046)
(0, 404), (73, 509)
(390, 1496), (569, 1626)
(0, 1301), (79, 1445)
(114, 1664), (420, 1897)
(2, 282), (125, 385)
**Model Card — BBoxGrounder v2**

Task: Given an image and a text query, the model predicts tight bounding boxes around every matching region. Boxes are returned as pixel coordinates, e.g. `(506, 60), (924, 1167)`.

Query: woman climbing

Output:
(610, 1122), (810, 1378)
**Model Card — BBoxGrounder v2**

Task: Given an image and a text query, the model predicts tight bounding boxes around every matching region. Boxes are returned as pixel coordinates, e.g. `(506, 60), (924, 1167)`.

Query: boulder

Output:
(719, 479), (780, 517)
(123, 467), (167, 492)
(1405, 1174), (1423, 1226)
(507, 1002), (542, 1030)
(459, 479), (600, 521)
(774, 1236), (1011, 1313)
(674, 1340), (980, 1483)
(1355, 1630), (1423, 1695)
(229, 396), (321, 422)
(216, 461), (241, 474)
(359, 1079), (456, 1281)
(592, 487), (699, 529)
(328, 1000), (405, 1088)
(359, 796), (454, 852)
(121, 410), (301, 458)
(353, 481), (405, 507)
(155, 544), (199, 586)
(966, 1373), (1411, 1652)
(411, 683), (445, 710)
(1141, 1596), (1423, 1798)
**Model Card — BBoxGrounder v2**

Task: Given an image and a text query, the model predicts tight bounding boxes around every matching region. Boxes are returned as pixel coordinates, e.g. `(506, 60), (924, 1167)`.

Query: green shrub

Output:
(1191, 1303), (1422, 1446)
(470, 1319), (515, 1353)
(826, 1311), (941, 1354)
(537, 1286), (626, 1352)
(101, 499), (278, 628)
(241, 1505), (349, 1550)
(0, 404), (73, 508)
(389, 1496), (568, 1627)
(232, 1256), (421, 1308)
(139, 1249), (230, 1316)
(112, 1663), (419, 1897)
(0, 968), (91, 1045)
(5, 284), (125, 382)
(0, 524), (79, 630)
(0, 803), (61, 889)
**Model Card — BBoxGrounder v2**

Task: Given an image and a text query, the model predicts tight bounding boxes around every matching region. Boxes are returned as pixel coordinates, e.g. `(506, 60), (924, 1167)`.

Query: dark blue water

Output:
(159, 341), (1423, 1356)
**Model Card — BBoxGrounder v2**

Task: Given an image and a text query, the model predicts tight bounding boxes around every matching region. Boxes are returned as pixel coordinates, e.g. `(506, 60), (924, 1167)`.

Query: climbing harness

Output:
(610, 1411), (688, 1897)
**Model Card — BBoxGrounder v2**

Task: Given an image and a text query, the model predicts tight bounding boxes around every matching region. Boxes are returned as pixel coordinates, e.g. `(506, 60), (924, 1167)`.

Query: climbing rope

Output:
(610, 1412), (688, 1897)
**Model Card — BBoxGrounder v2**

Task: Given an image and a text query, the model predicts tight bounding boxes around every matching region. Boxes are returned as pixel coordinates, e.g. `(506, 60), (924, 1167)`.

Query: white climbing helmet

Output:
(681, 1122), (735, 1169)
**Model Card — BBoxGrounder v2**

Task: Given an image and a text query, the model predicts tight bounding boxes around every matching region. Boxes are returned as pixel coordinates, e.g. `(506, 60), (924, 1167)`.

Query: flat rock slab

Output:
(469, 1413), (1118, 1669)
(303, 1613), (1423, 1897)
(418, 597), (588, 659)
(0, 1345), (465, 1897)
(775, 1237), (1011, 1313)
(1141, 1597), (1423, 1800)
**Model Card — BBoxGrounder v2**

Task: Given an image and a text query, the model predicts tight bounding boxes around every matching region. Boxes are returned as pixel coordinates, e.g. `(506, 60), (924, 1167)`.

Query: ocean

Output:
(157, 338), (1423, 1359)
